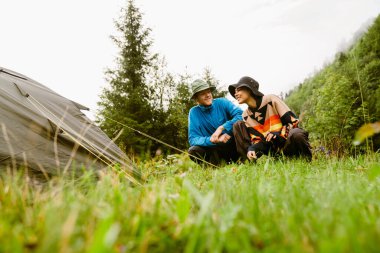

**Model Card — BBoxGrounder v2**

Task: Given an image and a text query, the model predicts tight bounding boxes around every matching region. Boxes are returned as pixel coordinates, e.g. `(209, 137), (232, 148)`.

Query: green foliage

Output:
(143, 67), (229, 155)
(162, 74), (195, 152)
(1, 154), (380, 252)
(202, 67), (228, 98)
(285, 14), (380, 154)
(96, 0), (156, 155)
(96, 1), (229, 158)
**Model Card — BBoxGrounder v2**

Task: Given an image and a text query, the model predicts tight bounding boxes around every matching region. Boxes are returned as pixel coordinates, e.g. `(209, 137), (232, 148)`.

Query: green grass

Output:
(1, 154), (380, 253)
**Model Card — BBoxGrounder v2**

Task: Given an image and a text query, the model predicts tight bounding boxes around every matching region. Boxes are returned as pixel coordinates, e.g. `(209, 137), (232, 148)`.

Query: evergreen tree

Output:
(146, 56), (176, 112)
(163, 74), (194, 151)
(145, 56), (178, 154)
(202, 67), (228, 98)
(96, 0), (156, 155)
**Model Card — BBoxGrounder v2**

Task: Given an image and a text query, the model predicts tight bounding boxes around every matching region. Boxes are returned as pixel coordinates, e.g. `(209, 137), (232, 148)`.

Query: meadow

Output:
(0, 153), (379, 253)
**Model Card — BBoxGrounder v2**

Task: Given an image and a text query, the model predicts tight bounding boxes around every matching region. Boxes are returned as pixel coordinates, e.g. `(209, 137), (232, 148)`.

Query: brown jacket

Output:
(242, 94), (299, 154)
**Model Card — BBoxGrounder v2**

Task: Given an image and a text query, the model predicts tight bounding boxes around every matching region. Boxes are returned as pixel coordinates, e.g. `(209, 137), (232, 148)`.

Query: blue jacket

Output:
(188, 98), (243, 147)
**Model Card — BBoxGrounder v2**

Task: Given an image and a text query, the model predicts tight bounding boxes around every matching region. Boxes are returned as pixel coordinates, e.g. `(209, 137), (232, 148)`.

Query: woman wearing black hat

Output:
(229, 76), (312, 162)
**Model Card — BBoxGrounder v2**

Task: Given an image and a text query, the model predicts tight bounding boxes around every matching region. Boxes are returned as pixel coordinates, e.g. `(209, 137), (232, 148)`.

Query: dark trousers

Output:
(188, 139), (239, 166)
(233, 121), (312, 161)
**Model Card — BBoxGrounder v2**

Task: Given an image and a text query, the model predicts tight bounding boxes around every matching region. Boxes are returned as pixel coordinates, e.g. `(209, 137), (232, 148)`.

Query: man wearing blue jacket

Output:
(188, 79), (243, 165)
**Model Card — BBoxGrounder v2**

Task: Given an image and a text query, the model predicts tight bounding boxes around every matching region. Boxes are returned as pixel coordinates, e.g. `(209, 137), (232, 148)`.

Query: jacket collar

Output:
(199, 103), (213, 112)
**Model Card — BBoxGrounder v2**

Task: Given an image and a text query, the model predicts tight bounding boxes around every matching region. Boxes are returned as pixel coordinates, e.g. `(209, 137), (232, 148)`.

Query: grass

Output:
(0, 153), (380, 253)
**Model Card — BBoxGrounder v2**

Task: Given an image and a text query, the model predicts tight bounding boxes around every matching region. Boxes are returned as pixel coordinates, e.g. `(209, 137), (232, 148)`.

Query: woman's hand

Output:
(247, 151), (257, 161)
(265, 132), (277, 142)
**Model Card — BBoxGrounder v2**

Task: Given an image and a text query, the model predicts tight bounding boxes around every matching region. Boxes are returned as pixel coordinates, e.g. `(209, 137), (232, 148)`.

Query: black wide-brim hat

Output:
(229, 76), (264, 98)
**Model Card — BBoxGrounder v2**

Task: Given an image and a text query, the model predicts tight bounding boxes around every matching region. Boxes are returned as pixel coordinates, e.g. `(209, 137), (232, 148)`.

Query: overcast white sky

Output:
(1, 0), (379, 119)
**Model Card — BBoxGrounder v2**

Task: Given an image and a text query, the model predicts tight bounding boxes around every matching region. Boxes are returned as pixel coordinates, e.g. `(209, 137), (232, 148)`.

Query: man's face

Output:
(196, 89), (213, 106)
(234, 87), (251, 104)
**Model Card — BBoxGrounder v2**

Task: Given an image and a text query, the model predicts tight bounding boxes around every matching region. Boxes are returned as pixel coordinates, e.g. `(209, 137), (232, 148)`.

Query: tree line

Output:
(97, 0), (379, 158)
(285, 14), (380, 155)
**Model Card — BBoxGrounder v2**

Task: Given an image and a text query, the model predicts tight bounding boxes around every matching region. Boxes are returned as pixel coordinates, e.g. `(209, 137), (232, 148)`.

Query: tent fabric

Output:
(0, 67), (138, 178)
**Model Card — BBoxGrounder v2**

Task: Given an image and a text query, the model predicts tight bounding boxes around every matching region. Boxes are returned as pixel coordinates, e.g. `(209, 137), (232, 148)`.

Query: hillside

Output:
(285, 14), (380, 154)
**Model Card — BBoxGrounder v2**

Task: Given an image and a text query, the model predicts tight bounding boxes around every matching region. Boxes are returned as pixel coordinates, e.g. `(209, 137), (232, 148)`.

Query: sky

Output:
(1, 0), (380, 119)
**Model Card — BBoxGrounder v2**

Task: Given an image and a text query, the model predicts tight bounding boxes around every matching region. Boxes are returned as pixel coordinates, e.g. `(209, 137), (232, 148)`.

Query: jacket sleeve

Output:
(271, 95), (299, 128)
(271, 95), (299, 140)
(248, 142), (270, 158)
(188, 109), (216, 147)
(221, 99), (243, 134)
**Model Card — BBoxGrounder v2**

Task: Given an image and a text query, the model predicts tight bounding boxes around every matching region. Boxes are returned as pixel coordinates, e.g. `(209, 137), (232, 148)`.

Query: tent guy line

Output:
(103, 115), (220, 168)
(0, 66), (140, 182)
(27, 95), (141, 184)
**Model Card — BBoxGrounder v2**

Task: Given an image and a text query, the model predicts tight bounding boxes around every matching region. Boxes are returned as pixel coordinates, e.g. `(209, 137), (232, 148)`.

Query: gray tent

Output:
(0, 67), (138, 180)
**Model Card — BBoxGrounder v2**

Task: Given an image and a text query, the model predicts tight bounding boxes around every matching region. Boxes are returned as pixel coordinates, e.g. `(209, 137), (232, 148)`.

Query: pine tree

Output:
(96, 0), (156, 155)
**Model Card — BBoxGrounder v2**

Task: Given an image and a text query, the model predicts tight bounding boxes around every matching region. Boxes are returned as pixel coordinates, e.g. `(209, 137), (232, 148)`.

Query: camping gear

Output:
(0, 67), (138, 179)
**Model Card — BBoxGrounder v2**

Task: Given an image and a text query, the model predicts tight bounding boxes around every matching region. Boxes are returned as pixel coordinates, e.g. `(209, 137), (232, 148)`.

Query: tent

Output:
(0, 67), (138, 180)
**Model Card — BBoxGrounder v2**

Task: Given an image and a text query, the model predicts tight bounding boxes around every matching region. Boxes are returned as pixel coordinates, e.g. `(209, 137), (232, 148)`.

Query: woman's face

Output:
(234, 87), (251, 104)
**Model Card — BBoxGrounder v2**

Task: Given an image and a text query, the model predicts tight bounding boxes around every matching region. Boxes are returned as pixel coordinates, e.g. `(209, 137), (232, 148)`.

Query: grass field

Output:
(0, 153), (379, 253)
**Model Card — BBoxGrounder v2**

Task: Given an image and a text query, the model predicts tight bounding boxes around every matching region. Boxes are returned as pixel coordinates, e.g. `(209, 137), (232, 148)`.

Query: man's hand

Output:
(218, 133), (231, 143)
(210, 126), (225, 143)
(247, 151), (257, 161)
